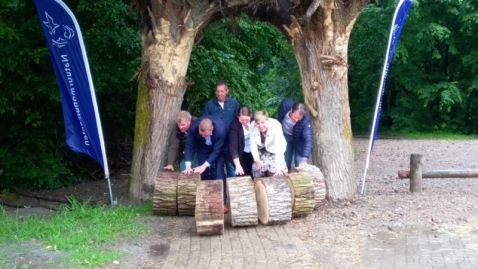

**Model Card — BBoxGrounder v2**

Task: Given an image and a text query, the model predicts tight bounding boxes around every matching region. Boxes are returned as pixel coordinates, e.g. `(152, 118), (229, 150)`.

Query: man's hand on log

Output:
(193, 164), (207, 174)
(163, 165), (174, 171)
(182, 166), (193, 174)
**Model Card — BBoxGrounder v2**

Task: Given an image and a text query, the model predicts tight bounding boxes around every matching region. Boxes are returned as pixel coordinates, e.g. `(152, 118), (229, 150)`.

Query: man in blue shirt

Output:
(278, 98), (313, 170)
(201, 80), (239, 178)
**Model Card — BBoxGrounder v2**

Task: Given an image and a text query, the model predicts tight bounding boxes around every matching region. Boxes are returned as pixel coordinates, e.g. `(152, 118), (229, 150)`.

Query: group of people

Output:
(163, 80), (312, 213)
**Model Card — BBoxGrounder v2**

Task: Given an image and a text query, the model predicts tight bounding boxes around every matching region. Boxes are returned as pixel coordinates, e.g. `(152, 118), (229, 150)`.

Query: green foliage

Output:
(0, 0), (139, 191)
(0, 201), (151, 268)
(186, 16), (300, 117)
(349, 0), (478, 134)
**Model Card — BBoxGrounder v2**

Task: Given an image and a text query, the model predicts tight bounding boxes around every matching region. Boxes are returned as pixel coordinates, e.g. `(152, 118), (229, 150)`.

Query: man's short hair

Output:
(292, 102), (306, 116)
(216, 80), (228, 90)
(176, 110), (192, 124)
(199, 118), (213, 131)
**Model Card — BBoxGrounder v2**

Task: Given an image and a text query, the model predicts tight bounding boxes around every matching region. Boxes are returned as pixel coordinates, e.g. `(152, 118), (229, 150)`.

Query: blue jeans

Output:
(284, 134), (305, 170)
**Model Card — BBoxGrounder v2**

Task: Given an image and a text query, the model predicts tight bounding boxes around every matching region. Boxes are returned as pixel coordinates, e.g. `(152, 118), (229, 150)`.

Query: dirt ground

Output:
(2, 138), (478, 268)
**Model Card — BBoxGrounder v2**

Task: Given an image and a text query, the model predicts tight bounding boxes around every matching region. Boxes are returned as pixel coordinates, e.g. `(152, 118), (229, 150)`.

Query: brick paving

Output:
(128, 214), (478, 269)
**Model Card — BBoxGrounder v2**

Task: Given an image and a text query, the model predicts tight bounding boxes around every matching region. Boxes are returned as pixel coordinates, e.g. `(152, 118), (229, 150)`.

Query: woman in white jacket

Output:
(250, 110), (288, 177)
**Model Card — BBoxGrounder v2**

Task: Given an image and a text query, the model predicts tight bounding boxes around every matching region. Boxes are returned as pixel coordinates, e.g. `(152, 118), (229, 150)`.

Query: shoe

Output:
(223, 204), (229, 214)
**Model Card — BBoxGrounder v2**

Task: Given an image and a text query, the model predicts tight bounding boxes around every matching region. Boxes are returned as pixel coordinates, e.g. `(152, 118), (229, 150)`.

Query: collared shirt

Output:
(282, 112), (296, 136)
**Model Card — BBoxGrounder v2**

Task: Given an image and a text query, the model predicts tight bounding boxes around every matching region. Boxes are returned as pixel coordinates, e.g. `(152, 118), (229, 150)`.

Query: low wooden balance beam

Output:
(398, 154), (478, 193)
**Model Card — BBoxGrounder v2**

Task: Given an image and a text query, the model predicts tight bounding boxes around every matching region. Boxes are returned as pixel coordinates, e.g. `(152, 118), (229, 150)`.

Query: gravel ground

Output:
(2, 138), (478, 268)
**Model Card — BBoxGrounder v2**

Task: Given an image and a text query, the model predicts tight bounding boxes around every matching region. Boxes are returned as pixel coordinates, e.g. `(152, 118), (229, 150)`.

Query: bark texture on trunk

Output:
(226, 176), (258, 227)
(195, 180), (224, 235)
(286, 172), (315, 217)
(129, 4), (217, 201)
(254, 177), (292, 225)
(279, 1), (366, 200)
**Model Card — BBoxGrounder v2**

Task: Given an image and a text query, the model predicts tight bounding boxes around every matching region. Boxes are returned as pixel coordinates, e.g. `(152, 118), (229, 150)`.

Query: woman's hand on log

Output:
(254, 160), (262, 170)
(274, 170), (284, 177)
(163, 165), (174, 171)
(182, 167), (193, 174)
(235, 165), (244, 175)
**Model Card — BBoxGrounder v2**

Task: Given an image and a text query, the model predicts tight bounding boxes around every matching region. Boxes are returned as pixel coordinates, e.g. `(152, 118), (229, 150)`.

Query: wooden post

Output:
(409, 154), (422, 193)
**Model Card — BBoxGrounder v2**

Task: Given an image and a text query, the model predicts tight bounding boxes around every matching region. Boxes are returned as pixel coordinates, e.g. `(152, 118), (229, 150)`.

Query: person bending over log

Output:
(229, 106), (254, 178)
(182, 116), (229, 213)
(278, 98), (312, 171)
(163, 110), (196, 171)
(250, 110), (288, 178)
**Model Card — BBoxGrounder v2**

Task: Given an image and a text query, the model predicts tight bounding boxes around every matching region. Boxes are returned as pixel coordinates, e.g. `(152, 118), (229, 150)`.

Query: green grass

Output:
(0, 199), (152, 268)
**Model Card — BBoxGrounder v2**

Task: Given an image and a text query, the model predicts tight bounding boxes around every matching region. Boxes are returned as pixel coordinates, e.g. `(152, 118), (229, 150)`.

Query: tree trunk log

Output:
(409, 154), (422, 193)
(152, 171), (178, 216)
(226, 176), (258, 227)
(177, 173), (200, 216)
(279, 4), (366, 200)
(292, 164), (327, 208)
(195, 180), (224, 235)
(398, 170), (478, 178)
(286, 172), (315, 217)
(254, 177), (292, 225)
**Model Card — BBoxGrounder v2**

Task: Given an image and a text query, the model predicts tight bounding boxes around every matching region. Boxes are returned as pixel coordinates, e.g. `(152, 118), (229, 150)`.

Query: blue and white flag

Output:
(34, 0), (114, 203)
(361, 0), (413, 194)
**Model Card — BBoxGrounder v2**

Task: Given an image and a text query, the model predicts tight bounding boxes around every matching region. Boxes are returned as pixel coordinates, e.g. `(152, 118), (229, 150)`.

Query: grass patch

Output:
(0, 199), (151, 268)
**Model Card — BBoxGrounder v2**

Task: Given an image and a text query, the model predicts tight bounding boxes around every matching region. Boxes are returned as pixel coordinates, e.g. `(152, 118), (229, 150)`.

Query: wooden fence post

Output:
(409, 154), (422, 193)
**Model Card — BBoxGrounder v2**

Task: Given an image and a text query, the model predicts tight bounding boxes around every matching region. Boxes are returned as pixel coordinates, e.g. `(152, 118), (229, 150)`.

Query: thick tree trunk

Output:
(128, 6), (215, 201)
(282, 2), (366, 200)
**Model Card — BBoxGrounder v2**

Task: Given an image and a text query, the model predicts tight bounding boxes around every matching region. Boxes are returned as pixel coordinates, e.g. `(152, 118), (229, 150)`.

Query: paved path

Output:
(130, 215), (478, 269)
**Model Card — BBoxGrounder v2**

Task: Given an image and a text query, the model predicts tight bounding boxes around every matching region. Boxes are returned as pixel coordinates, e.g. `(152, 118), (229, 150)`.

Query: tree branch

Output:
(300, 0), (320, 25)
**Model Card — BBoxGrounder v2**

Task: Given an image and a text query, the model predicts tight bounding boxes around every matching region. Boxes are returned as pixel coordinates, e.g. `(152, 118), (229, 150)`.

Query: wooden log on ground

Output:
(226, 176), (258, 227)
(152, 171), (178, 216)
(195, 180), (224, 235)
(286, 172), (315, 217)
(292, 164), (327, 208)
(398, 170), (478, 179)
(254, 177), (292, 225)
(177, 173), (200, 216)
(409, 154), (422, 193)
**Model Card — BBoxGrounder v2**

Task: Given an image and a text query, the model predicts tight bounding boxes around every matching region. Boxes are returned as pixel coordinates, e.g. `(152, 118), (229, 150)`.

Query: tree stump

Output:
(286, 172), (315, 217)
(177, 173), (200, 216)
(152, 171), (178, 216)
(195, 180), (224, 235)
(226, 176), (258, 227)
(254, 177), (292, 225)
(292, 164), (327, 208)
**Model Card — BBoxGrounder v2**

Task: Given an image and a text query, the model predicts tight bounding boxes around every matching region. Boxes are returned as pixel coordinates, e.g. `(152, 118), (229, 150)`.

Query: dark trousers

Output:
(240, 152), (254, 179)
(197, 149), (226, 203)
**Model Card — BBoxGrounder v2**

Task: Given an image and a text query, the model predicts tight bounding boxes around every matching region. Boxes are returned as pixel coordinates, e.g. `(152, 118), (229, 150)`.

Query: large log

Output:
(195, 180), (224, 235)
(286, 172), (315, 217)
(177, 173), (200, 216)
(292, 164), (327, 208)
(254, 177), (292, 225)
(226, 176), (258, 227)
(152, 171), (178, 216)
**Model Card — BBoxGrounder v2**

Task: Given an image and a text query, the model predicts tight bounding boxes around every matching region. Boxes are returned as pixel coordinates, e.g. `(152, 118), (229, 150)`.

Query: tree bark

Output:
(279, 2), (367, 200)
(128, 5), (217, 201)
(254, 177), (292, 225)
(177, 173), (200, 216)
(226, 176), (258, 227)
(195, 180), (224, 235)
(286, 172), (315, 217)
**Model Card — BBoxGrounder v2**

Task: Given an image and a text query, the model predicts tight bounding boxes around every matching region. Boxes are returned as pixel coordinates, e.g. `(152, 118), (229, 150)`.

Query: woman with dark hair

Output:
(229, 106), (254, 178)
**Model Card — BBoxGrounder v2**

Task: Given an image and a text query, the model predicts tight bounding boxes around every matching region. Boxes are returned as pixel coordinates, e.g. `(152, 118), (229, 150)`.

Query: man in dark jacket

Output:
(278, 98), (312, 170)
(182, 115), (229, 213)
(201, 80), (239, 178)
